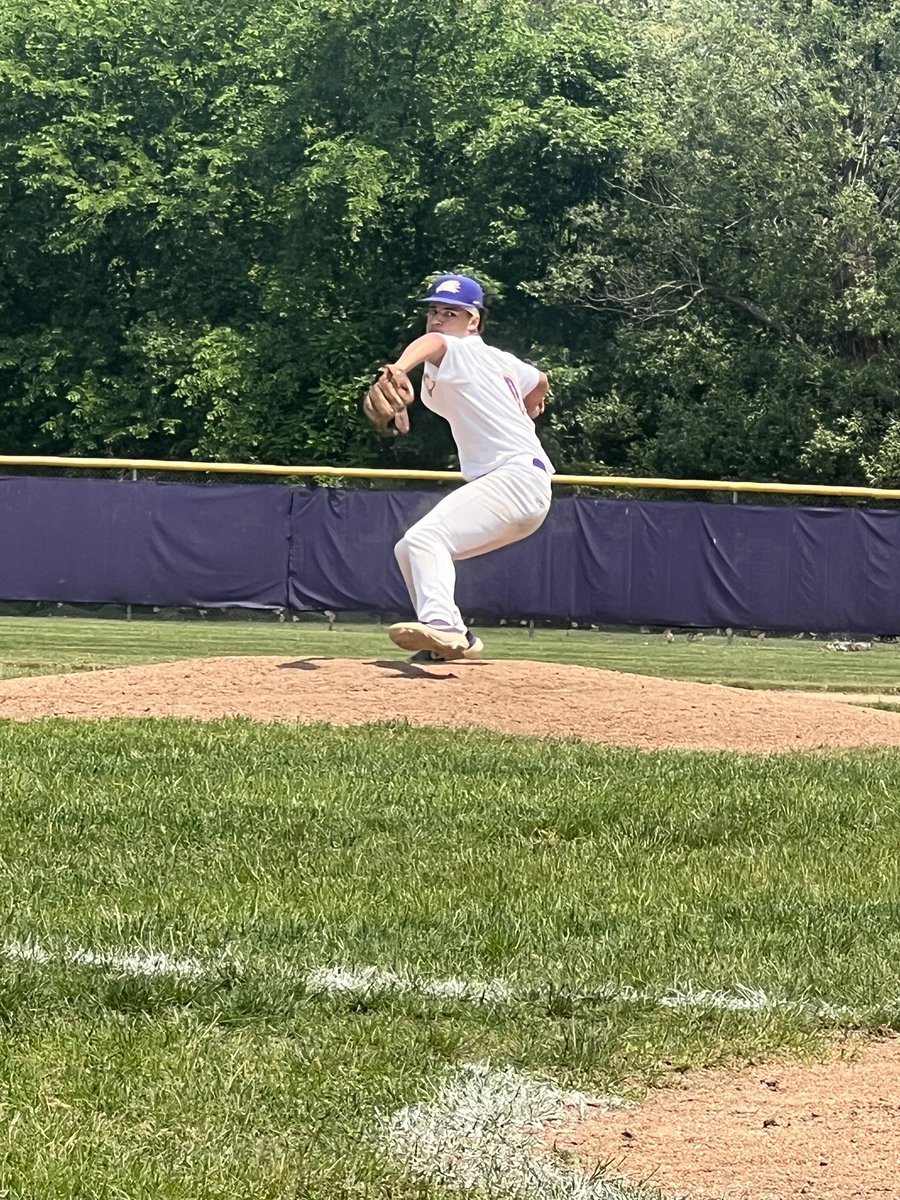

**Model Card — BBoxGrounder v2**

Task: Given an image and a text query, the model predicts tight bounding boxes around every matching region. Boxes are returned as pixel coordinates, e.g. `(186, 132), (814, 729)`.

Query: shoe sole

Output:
(409, 647), (483, 664)
(389, 622), (468, 660)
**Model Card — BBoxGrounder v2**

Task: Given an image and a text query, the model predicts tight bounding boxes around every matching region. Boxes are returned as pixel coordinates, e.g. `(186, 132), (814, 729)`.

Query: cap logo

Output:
(417, 274), (483, 309)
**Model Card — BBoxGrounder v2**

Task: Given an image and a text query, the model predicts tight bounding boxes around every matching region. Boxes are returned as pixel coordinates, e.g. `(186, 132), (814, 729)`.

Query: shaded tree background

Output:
(2, 0), (900, 485)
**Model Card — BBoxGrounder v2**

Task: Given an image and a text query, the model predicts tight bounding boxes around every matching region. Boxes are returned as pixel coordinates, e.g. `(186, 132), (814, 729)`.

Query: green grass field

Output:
(3, 613), (900, 691)
(1, 617), (899, 1197)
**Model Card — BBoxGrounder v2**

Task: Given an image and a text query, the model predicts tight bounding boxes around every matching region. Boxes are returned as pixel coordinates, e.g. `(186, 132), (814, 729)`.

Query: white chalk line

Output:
(0, 940), (873, 1022)
(305, 964), (860, 1022)
(304, 963), (514, 1002)
(2, 938), (205, 978)
(381, 1061), (649, 1200)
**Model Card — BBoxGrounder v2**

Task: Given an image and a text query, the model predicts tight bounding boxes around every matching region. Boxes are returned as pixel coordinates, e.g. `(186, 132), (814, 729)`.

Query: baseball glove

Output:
(363, 364), (415, 435)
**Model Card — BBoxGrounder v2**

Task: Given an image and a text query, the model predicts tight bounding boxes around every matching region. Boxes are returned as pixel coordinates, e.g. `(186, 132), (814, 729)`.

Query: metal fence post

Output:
(126, 467), (139, 621)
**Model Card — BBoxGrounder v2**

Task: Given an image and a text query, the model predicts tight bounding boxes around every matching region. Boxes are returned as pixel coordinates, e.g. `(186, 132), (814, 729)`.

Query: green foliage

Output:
(539, 0), (900, 484)
(0, 0), (631, 468)
(5, 0), (900, 484)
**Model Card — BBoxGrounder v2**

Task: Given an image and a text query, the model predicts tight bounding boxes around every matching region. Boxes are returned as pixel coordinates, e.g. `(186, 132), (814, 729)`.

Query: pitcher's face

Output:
(425, 304), (480, 336)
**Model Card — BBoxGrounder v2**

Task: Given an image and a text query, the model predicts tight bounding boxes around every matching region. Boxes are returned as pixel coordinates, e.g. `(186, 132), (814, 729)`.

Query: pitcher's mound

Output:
(1, 656), (900, 753)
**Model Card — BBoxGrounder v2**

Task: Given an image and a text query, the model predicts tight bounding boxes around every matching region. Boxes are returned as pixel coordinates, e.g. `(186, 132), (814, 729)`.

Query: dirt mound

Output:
(1, 655), (899, 753)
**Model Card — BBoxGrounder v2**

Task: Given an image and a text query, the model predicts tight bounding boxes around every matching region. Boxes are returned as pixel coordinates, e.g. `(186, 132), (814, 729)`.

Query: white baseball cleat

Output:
(388, 621), (469, 660)
(462, 633), (484, 660)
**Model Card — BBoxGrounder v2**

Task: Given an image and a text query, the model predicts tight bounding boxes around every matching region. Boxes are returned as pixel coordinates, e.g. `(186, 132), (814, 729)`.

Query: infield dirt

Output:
(541, 1036), (900, 1200)
(1, 654), (899, 754)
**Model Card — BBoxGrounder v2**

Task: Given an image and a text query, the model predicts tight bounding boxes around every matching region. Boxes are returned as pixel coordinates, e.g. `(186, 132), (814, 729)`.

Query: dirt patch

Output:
(543, 1037), (900, 1199)
(2, 656), (900, 754)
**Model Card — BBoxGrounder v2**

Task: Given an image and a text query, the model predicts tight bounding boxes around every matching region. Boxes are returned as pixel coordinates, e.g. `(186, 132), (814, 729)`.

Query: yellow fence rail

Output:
(2, 454), (900, 501)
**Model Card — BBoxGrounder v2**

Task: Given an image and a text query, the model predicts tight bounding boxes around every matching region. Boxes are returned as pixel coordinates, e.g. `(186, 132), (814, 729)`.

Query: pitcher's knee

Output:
(396, 527), (444, 562)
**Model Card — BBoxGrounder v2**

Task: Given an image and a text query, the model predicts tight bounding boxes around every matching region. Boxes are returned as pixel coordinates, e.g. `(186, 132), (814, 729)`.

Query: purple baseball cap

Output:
(417, 273), (485, 310)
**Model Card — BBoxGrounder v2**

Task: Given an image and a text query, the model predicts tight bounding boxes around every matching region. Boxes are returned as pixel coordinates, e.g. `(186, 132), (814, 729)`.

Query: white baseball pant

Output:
(394, 459), (552, 632)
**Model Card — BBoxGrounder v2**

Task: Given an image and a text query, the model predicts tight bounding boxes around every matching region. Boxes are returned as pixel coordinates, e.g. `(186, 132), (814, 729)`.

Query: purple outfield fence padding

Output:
(2, 475), (900, 633)
(0, 476), (291, 608)
(287, 488), (900, 635)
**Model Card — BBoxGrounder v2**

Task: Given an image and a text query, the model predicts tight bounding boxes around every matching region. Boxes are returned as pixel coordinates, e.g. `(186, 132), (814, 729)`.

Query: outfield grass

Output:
(3, 613), (900, 691)
(1, 718), (900, 1196)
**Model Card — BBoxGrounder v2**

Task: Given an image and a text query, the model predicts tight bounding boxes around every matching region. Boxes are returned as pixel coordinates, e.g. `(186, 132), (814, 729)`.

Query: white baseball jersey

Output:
(421, 334), (555, 481)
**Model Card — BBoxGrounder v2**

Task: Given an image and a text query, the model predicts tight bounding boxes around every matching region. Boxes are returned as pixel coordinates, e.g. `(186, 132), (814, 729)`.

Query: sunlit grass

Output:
(3, 614), (900, 691)
(0, 718), (899, 1195)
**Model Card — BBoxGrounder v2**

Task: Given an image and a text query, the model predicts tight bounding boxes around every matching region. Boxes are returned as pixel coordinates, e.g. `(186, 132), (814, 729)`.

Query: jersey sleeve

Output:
(506, 353), (541, 399)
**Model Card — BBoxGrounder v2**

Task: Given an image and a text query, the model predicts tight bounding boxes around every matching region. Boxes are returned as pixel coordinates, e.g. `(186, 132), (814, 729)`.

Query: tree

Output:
(537, 0), (900, 485)
(0, 0), (635, 472)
